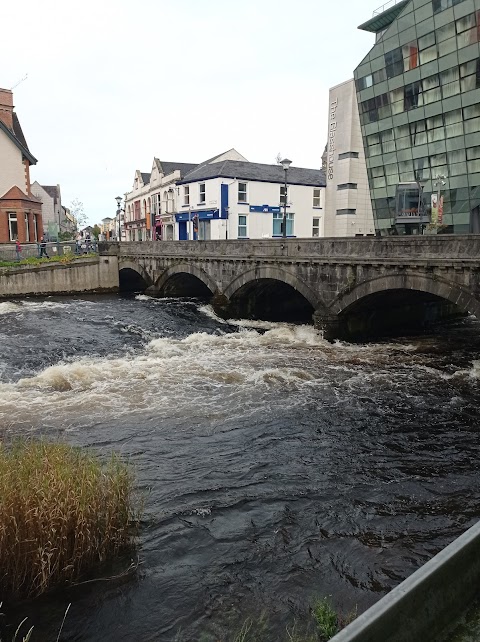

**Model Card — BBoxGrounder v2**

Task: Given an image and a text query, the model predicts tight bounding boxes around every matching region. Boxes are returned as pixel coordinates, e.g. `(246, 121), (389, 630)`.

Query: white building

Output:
(124, 149), (325, 241)
(324, 79), (375, 237)
(30, 182), (68, 239)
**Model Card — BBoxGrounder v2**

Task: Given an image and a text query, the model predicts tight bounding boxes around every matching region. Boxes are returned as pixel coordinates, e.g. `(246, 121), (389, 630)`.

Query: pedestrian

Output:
(15, 239), (22, 261)
(39, 237), (49, 258)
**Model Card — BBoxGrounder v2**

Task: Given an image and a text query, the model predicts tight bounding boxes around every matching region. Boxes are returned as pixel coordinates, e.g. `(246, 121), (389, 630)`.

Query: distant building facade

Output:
(324, 79), (375, 237)
(0, 88), (43, 243)
(30, 183), (70, 239)
(124, 149), (326, 241)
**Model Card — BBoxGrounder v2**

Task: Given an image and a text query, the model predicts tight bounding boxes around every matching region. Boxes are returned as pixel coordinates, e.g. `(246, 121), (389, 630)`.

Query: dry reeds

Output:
(0, 440), (140, 598)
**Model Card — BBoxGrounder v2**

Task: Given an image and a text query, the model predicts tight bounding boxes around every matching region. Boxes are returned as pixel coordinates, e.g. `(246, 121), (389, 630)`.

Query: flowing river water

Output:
(1, 294), (480, 641)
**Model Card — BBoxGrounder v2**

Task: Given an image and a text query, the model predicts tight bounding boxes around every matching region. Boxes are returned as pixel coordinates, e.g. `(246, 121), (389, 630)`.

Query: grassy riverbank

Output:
(190, 598), (357, 642)
(0, 441), (140, 599)
(0, 254), (97, 268)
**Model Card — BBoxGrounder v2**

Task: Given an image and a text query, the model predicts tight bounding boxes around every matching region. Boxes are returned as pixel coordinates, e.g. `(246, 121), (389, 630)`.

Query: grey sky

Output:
(4, 0), (378, 225)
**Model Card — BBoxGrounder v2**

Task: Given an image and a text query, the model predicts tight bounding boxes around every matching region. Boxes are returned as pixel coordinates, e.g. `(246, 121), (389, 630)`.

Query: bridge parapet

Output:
(100, 237), (480, 265)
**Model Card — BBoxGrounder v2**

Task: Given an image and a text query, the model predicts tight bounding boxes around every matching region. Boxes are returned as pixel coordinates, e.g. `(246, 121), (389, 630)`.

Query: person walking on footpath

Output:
(15, 239), (22, 261)
(39, 237), (49, 258)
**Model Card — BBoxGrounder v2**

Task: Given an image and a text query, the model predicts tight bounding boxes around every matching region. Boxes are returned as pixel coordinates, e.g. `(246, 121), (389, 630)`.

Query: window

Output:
(390, 87), (404, 114)
(440, 67), (460, 98)
(24, 213), (30, 241)
(273, 211), (294, 236)
(184, 186), (190, 206)
(238, 182), (248, 202)
(313, 188), (321, 207)
(338, 151), (359, 160)
(336, 209), (357, 215)
(8, 213), (18, 241)
(385, 47), (403, 79)
(356, 74), (373, 91)
(433, 0), (463, 15)
(403, 42), (419, 71)
(280, 185), (287, 206)
(337, 183), (358, 190)
(199, 183), (206, 204)
(312, 217), (321, 237)
(467, 146), (480, 173)
(238, 215), (247, 238)
(32, 214), (37, 242)
(419, 32), (435, 51)
(405, 81), (422, 110)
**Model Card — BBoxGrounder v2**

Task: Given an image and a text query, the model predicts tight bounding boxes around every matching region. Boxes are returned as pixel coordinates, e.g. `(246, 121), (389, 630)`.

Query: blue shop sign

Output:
(175, 209), (224, 222)
(249, 205), (281, 213)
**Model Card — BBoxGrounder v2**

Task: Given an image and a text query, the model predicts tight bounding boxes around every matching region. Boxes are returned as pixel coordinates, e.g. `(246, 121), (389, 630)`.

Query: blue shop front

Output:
(175, 184), (229, 240)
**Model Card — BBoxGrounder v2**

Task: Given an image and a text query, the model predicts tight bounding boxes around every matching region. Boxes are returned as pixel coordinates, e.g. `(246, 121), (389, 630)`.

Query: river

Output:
(1, 294), (480, 641)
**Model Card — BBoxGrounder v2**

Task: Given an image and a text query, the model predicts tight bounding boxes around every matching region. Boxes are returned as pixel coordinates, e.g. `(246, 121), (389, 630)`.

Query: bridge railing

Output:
(0, 241), (99, 263)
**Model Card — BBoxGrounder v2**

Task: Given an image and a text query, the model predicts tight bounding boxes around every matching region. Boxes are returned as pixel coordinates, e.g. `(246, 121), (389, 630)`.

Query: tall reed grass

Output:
(0, 441), (140, 598)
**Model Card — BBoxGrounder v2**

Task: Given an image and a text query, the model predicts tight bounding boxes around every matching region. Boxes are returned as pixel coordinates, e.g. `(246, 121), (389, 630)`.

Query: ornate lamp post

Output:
(280, 158), (292, 238)
(115, 196), (122, 241)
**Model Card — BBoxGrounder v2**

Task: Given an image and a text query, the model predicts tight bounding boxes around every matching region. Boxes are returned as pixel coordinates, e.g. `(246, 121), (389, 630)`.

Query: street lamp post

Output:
(280, 158), (292, 238)
(432, 174), (446, 229)
(115, 196), (122, 242)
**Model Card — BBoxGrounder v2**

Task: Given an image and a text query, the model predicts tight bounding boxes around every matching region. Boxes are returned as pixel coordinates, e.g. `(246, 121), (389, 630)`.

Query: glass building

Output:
(354, 0), (480, 234)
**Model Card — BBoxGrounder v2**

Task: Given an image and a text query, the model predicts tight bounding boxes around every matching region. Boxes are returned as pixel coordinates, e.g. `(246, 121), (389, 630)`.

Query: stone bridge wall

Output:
(99, 238), (480, 339)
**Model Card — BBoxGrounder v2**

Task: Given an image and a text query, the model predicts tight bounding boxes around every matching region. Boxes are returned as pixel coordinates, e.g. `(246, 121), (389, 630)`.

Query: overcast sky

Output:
(4, 0), (377, 225)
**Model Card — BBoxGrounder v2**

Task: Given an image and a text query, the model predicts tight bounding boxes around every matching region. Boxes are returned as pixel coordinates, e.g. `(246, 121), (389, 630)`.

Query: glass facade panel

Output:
(355, 1), (480, 235)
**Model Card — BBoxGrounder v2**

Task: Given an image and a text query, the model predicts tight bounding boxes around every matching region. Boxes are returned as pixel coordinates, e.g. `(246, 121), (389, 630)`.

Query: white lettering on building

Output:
(328, 98), (338, 182)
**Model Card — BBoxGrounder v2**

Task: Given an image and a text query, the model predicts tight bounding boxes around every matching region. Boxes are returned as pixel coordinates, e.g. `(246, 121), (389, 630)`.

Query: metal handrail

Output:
(373, 0), (404, 16)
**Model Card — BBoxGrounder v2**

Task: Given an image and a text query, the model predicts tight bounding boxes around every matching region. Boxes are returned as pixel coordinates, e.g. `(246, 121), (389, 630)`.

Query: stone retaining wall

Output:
(0, 257), (119, 298)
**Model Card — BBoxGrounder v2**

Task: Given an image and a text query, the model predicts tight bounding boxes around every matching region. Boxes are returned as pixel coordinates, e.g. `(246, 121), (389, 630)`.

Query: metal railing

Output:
(0, 241), (98, 263)
(373, 0), (405, 16)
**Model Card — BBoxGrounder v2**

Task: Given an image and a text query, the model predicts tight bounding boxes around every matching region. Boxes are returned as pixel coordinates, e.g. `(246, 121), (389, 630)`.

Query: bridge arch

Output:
(332, 272), (480, 317)
(223, 266), (326, 323)
(118, 259), (153, 292)
(154, 263), (217, 297)
(330, 271), (480, 339)
(224, 266), (321, 309)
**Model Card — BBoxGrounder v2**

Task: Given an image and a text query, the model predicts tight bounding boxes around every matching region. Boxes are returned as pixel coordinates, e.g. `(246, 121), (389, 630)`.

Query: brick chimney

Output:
(0, 88), (14, 130)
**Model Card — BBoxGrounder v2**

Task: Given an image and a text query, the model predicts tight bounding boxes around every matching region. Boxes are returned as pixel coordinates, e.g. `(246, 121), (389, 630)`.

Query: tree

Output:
(92, 225), (101, 240)
(69, 198), (87, 230)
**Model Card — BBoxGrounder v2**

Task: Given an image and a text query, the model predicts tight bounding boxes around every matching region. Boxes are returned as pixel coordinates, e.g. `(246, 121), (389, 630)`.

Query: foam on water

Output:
(0, 302), (21, 315)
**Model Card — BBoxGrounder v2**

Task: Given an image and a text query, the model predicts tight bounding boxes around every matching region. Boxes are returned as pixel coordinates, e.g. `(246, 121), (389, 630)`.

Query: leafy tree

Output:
(92, 225), (101, 240)
(58, 231), (75, 241)
(69, 198), (87, 229)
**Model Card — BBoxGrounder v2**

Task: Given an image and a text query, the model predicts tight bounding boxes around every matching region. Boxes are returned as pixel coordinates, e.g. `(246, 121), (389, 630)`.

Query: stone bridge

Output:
(99, 237), (480, 340)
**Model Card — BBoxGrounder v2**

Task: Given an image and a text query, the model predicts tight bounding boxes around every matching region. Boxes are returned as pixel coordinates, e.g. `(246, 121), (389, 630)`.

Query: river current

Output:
(1, 295), (480, 641)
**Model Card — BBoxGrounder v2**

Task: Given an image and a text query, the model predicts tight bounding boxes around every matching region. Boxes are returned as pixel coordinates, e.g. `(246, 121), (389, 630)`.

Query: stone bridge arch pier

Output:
(218, 266), (320, 324)
(102, 238), (480, 340)
(323, 270), (478, 341)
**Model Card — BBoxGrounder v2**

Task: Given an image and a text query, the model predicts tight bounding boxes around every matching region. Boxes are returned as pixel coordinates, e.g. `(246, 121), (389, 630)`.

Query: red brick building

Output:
(0, 88), (42, 244)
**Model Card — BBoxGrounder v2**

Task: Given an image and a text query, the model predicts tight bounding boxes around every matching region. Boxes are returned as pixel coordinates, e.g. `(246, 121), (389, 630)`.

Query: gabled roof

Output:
(42, 185), (60, 203)
(141, 172), (151, 185)
(178, 160), (326, 188)
(159, 161), (198, 178)
(0, 116), (37, 165)
(0, 185), (42, 203)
